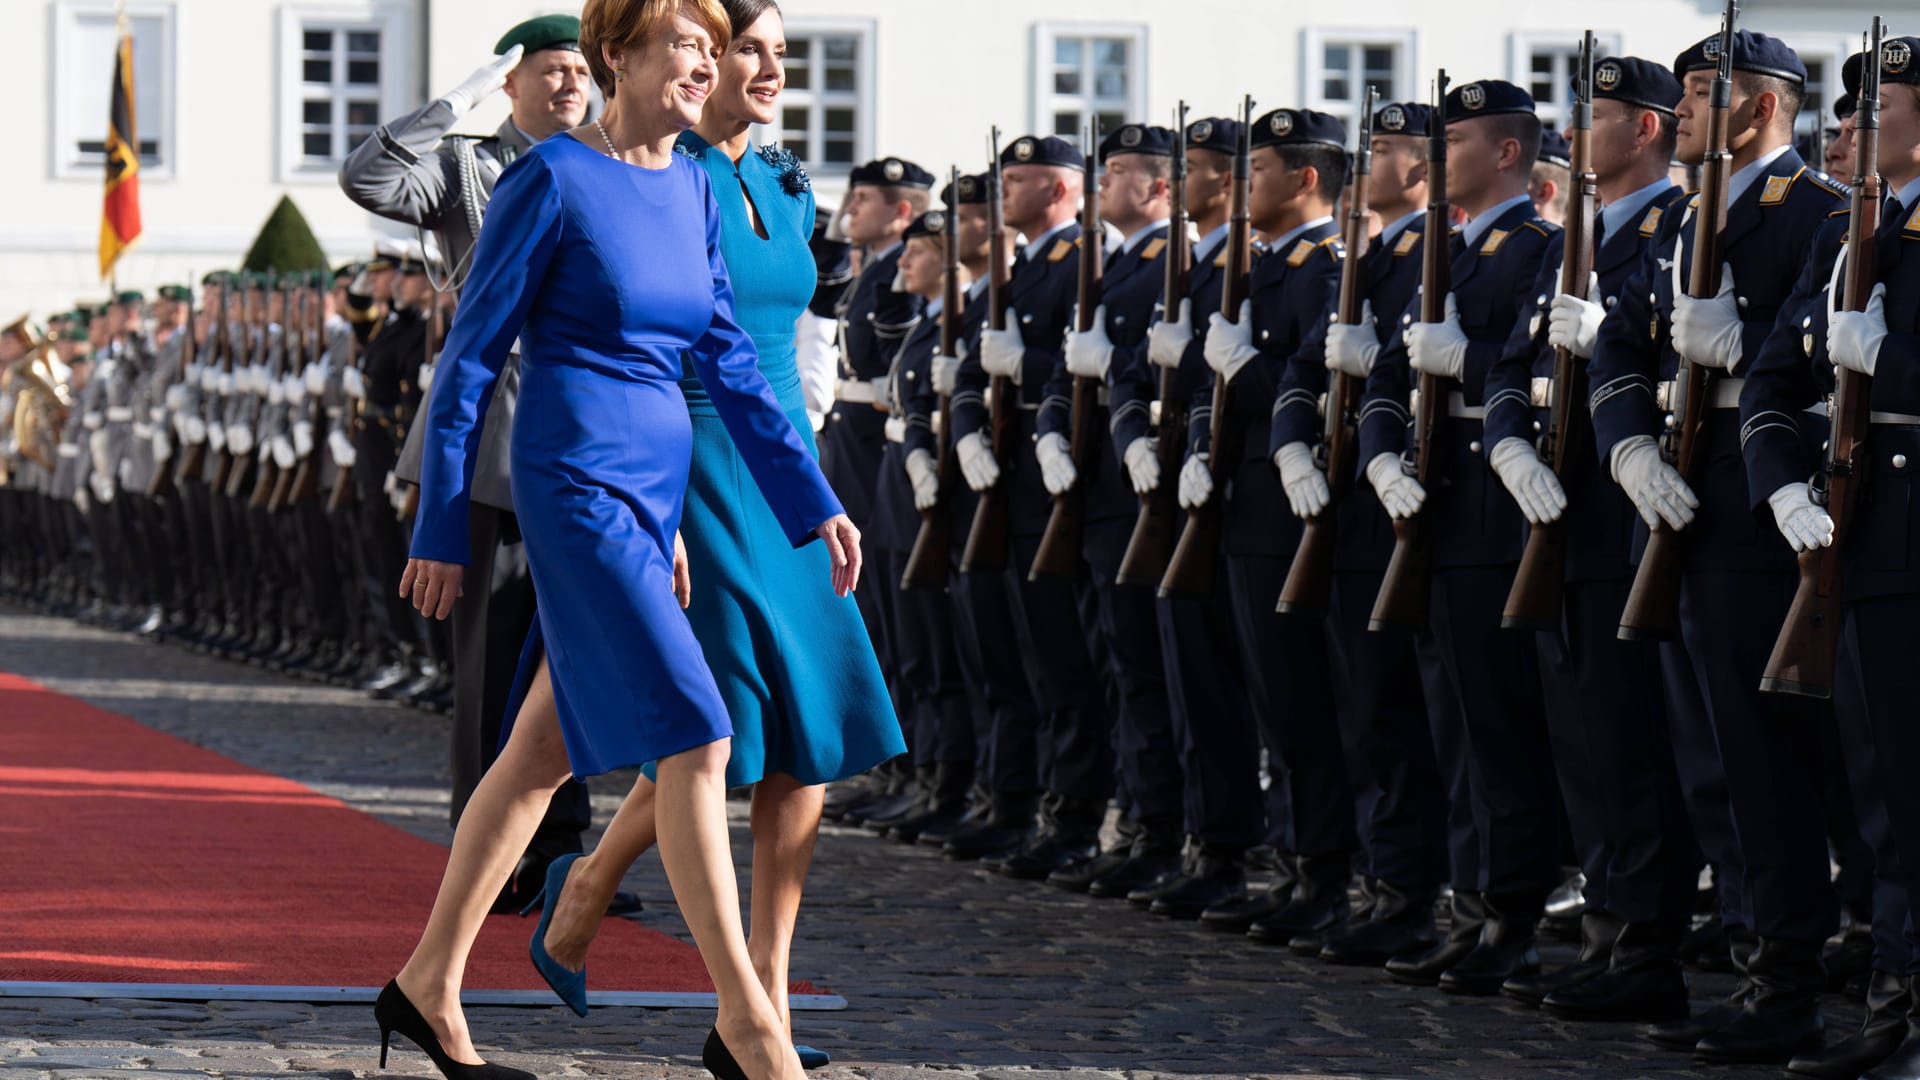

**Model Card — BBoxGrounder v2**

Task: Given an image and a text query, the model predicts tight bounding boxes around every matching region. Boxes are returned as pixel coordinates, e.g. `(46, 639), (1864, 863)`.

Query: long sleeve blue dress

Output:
(409, 131), (844, 778)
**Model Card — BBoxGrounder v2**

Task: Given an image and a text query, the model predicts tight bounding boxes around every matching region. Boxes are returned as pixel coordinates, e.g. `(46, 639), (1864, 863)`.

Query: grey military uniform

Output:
(339, 99), (530, 511)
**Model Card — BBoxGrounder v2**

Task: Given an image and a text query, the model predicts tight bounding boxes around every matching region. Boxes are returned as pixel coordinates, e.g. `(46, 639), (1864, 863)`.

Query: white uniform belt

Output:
(836, 378), (878, 404)
(105, 406), (133, 422)
(1446, 390), (1486, 421)
(884, 416), (907, 443)
(57, 444), (81, 459)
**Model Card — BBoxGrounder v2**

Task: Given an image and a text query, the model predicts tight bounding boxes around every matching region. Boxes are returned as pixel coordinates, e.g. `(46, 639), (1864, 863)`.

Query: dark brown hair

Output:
(721, 0), (779, 40)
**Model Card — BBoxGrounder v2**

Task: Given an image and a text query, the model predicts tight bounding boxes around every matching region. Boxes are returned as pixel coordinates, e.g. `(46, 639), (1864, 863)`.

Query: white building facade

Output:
(1, 0), (1894, 316)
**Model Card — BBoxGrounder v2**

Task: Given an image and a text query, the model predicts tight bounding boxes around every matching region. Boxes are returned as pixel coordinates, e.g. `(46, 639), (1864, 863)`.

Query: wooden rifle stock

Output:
(1161, 96), (1254, 599)
(1761, 18), (1883, 697)
(1030, 126), (1105, 581)
(1119, 102), (1191, 586)
(326, 310), (361, 516)
(245, 285), (282, 509)
(901, 172), (965, 589)
(1280, 88), (1376, 615)
(1370, 73), (1452, 631)
(147, 285), (197, 499)
(282, 278), (327, 509)
(1618, 0), (1738, 641)
(1503, 36), (1599, 630)
(960, 131), (1014, 573)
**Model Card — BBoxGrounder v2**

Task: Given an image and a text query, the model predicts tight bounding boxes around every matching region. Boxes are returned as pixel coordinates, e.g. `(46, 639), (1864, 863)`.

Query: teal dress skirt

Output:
(499, 133), (903, 786)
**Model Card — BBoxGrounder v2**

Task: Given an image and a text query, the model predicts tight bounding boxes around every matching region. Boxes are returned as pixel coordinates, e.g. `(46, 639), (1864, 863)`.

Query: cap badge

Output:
(957, 176), (977, 199)
(1271, 112), (1294, 136)
(1886, 41), (1913, 75)
(1014, 138), (1035, 161)
(1120, 125), (1142, 147)
(925, 211), (945, 232)
(1462, 84), (1487, 111)
(1703, 37), (1723, 62)
(1381, 105), (1406, 131)
(1597, 61), (1622, 91)
(1189, 120), (1213, 143)
(883, 159), (904, 181)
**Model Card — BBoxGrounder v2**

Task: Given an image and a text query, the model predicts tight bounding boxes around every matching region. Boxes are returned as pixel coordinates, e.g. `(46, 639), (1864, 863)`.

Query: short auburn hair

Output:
(580, 0), (731, 98)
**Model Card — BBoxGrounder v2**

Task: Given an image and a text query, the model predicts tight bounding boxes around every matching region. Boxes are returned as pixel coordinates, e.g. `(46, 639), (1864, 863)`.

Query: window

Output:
(757, 21), (874, 173)
(298, 27), (384, 165)
(1302, 29), (1415, 132)
(1032, 24), (1148, 141)
(1508, 33), (1625, 130)
(1778, 36), (1851, 143)
(53, 1), (177, 180)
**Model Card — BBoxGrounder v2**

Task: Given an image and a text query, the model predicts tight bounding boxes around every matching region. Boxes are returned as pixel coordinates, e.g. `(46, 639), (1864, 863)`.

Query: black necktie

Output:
(1880, 196), (1906, 244)
(1592, 213), (1608, 255)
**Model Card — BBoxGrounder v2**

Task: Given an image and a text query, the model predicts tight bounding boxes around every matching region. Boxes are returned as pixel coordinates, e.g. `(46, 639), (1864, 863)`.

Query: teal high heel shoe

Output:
(521, 852), (589, 1016)
(795, 1044), (831, 1069)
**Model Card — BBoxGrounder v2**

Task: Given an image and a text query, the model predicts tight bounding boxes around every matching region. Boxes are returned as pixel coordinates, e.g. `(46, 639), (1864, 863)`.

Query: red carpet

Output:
(0, 673), (824, 1002)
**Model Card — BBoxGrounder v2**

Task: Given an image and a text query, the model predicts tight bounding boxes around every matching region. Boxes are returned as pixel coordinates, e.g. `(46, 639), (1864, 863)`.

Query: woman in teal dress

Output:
(507, 0), (902, 1063)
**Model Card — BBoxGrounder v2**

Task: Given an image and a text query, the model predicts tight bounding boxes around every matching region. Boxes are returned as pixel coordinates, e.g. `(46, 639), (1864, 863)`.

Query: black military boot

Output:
(941, 791), (1039, 861)
(1864, 1004), (1920, 1080)
(1289, 878), (1375, 957)
(996, 795), (1103, 880)
(1788, 971), (1910, 1078)
(822, 767), (889, 823)
(1320, 880), (1439, 966)
(1136, 845), (1246, 919)
(1247, 853), (1350, 946)
(844, 763), (916, 827)
(918, 784), (991, 848)
(891, 765), (977, 844)
(1438, 891), (1543, 995)
(1543, 922), (1690, 1022)
(1197, 853), (1297, 930)
(1503, 910), (1624, 1006)
(865, 764), (937, 834)
(1692, 936), (1826, 1063)
(1386, 891), (1488, 987)
(1083, 818), (1183, 898)
(1049, 817), (1144, 893)
(1681, 912), (1736, 973)
(1824, 926), (1876, 993)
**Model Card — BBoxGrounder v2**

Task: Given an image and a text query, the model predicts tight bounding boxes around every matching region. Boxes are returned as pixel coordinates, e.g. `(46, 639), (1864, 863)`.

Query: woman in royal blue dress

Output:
(380, 1), (848, 1078)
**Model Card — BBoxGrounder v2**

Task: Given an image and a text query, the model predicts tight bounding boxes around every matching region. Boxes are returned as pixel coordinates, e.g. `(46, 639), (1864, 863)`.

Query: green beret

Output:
(333, 262), (361, 281)
(92, 302), (112, 318)
(158, 285), (191, 303)
(496, 14), (580, 57)
(70, 309), (93, 329)
(201, 270), (227, 287)
(115, 289), (145, 305)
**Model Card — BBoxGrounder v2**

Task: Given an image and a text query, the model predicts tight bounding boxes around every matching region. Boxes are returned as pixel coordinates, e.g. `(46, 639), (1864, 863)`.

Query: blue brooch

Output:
(758, 144), (811, 196)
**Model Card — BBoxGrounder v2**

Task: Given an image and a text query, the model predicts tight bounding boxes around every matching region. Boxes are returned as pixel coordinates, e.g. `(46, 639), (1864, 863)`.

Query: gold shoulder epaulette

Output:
(1394, 230), (1422, 255)
(1640, 207), (1665, 237)
(1140, 237), (1168, 262)
(1048, 238), (1076, 263)
(1758, 169), (1801, 207)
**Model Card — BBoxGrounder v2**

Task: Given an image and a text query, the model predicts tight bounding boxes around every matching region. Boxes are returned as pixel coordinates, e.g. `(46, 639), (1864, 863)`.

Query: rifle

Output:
(1762, 19), (1883, 697)
(1160, 97), (1253, 597)
(901, 168), (965, 588)
(1279, 88), (1377, 614)
(326, 289), (360, 516)
(399, 297), (442, 524)
(245, 276), (284, 509)
(1030, 124), (1106, 581)
(147, 278), (195, 498)
(209, 282), (241, 495)
(1118, 101), (1192, 586)
(284, 271), (327, 508)
(1618, 0), (1739, 640)
(959, 127), (1014, 573)
(267, 279), (306, 511)
(1503, 35), (1600, 630)
(1369, 72), (1452, 631)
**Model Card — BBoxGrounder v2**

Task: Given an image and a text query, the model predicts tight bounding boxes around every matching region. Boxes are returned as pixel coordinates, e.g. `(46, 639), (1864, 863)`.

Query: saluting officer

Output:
(1587, 31), (1843, 1062)
(1483, 56), (1699, 1021)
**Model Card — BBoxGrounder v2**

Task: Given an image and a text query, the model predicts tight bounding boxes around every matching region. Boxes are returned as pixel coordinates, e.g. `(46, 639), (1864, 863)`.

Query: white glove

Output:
(1671, 263), (1744, 371)
(1204, 302), (1259, 384)
(305, 362), (328, 397)
(206, 419), (226, 452)
(341, 366), (365, 400)
(82, 411), (104, 431)
(228, 424), (254, 457)
(184, 416), (207, 446)
(293, 420), (315, 459)
(1148, 300), (1193, 370)
(1274, 441), (1331, 519)
(1547, 274), (1604, 359)
(271, 434), (296, 470)
(1064, 307), (1113, 380)
(73, 487), (90, 514)
(1123, 436), (1160, 494)
(90, 471), (115, 504)
(1366, 452), (1427, 520)
(418, 361), (435, 394)
(328, 428), (357, 469)
(441, 45), (523, 115)
(1829, 282), (1888, 377)
(267, 377), (285, 406)
(1177, 454), (1213, 510)
(165, 383), (191, 412)
(1408, 294), (1469, 380)
(956, 432), (999, 492)
(1488, 437), (1567, 525)
(285, 373), (307, 406)
(200, 366), (219, 392)
(1325, 300), (1381, 378)
(185, 362), (205, 388)
(152, 431), (172, 463)
(1768, 482), (1835, 553)
(216, 371), (235, 396)
(931, 350), (961, 397)
(1609, 433), (1699, 530)
(979, 323), (1025, 384)
(905, 448), (939, 510)
(1035, 432), (1076, 495)
(389, 475), (410, 514)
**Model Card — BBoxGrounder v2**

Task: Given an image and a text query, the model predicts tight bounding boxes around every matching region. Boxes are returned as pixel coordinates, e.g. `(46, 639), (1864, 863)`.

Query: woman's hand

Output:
(672, 530), (691, 609)
(399, 558), (465, 621)
(816, 514), (862, 597)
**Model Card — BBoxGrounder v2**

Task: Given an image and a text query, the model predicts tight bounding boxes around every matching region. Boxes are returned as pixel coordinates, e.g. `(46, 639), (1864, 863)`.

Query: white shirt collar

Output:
(1893, 174), (1920, 216)
(1022, 219), (1075, 261)
(1463, 194), (1532, 248)
(1123, 219), (1171, 254)
(1265, 215), (1335, 256)
(924, 296), (944, 319)
(1727, 144), (1793, 207)
(1600, 178), (1677, 241)
(871, 240), (903, 264)
(1379, 209), (1423, 250)
(967, 275), (990, 300)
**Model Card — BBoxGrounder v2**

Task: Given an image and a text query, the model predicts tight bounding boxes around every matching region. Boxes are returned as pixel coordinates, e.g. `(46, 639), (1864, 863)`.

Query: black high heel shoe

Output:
(702, 1027), (750, 1080)
(374, 979), (535, 1080)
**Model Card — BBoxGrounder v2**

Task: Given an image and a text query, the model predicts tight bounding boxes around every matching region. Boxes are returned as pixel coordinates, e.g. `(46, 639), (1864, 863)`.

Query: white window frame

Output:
(51, 0), (179, 182)
(276, 4), (414, 184)
(1507, 31), (1626, 130)
(751, 16), (875, 177)
(1778, 33), (1853, 142)
(1301, 28), (1418, 132)
(1030, 22), (1150, 141)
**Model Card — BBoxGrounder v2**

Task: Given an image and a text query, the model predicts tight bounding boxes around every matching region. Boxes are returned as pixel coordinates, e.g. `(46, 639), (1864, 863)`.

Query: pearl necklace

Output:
(594, 118), (620, 158)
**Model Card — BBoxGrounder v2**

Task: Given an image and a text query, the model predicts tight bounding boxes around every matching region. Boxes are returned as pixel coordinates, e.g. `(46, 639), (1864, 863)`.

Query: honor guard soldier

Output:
(1361, 79), (1565, 995)
(1036, 122), (1183, 889)
(1587, 30), (1844, 1061)
(1533, 130), (1573, 226)
(1737, 34), (1920, 1078)
(1483, 56), (1700, 1021)
(947, 134), (1114, 872)
(1302, 100), (1453, 966)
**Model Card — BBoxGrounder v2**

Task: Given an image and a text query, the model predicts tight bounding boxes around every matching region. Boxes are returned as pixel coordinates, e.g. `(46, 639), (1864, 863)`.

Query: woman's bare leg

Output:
(393, 659), (572, 1065)
(745, 773), (824, 1033)
(652, 740), (803, 1079)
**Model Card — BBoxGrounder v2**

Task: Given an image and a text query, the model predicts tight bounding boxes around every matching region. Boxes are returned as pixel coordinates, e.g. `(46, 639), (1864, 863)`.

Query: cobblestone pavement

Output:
(0, 605), (1850, 1079)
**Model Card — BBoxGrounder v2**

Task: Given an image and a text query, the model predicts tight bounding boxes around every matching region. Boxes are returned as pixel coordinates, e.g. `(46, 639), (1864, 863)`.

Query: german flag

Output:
(99, 30), (142, 279)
